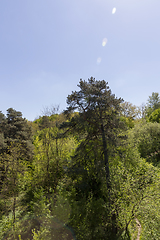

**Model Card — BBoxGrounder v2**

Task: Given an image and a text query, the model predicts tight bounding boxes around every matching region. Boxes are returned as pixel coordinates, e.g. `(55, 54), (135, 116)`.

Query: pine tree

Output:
(63, 77), (123, 189)
(0, 108), (34, 194)
(61, 77), (124, 239)
(4, 108), (34, 161)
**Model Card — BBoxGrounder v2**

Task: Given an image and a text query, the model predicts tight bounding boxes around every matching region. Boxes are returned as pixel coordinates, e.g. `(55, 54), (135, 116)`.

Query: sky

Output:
(1, 0), (160, 120)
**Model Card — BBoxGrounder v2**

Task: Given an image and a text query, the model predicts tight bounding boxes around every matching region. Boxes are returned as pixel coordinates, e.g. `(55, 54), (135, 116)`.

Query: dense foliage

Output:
(0, 78), (160, 239)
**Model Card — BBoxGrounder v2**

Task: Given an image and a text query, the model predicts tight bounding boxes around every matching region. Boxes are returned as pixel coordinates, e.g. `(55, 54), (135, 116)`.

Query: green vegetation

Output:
(0, 77), (160, 239)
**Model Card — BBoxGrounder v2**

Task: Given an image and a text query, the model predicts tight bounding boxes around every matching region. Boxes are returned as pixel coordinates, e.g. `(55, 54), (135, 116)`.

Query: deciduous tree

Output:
(145, 92), (160, 117)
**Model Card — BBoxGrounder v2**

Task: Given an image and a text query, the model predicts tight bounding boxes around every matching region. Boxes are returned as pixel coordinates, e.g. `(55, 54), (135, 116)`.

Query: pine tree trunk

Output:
(13, 196), (16, 223)
(100, 123), (110, 190)
(101, 122), (118, 237)
(13, 177), (16, 223)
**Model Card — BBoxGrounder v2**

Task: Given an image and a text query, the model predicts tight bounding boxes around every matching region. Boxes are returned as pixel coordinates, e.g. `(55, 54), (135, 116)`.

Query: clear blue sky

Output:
(1, 0), (160, 120)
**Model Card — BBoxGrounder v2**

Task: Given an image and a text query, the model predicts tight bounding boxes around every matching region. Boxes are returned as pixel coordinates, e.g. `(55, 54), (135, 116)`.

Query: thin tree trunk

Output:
(100, 123), (110, 190)
(13, 196), (16, 223)
(13, 176), (16, 223)
(135, 218), (141, 240)
(101, 122), (118, 237)
(56, 137), (58, 156)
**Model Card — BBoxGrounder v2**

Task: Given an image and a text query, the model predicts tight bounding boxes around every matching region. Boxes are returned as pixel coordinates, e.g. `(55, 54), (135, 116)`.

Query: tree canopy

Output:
(145, 92), (160, 116)
(1, 80), (160, 240)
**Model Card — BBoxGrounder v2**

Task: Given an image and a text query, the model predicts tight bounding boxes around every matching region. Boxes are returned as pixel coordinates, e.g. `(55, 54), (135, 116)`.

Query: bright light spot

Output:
(112, 7), (116, 14)
(97, 57), (101, 65)
(102, 38), (108, 47)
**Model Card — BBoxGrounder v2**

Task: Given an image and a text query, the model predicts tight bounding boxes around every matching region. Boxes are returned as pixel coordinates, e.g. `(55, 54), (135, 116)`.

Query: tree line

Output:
(0, 77), (160, 239)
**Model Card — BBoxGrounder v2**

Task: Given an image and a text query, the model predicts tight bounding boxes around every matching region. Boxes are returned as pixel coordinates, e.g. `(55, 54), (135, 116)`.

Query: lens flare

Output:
(3, 216), (75, 240)
(102, 38), (108, 47)
(97, 57), (101, 64)
(112, 7), (116, 14)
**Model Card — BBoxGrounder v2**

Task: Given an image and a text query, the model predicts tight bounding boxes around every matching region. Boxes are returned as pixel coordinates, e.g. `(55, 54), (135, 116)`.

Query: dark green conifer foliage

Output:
(61, 77), (124, 239)
(0, 111), (7, 151)
(63, 77), (123, 188)
(0, 111), (7, 191)
(4, 108), (33, 161)
(0, 108), (34, 194)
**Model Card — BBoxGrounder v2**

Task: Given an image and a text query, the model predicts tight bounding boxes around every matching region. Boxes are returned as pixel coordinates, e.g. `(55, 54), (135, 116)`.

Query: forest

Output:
(0, 77), (160, 240)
